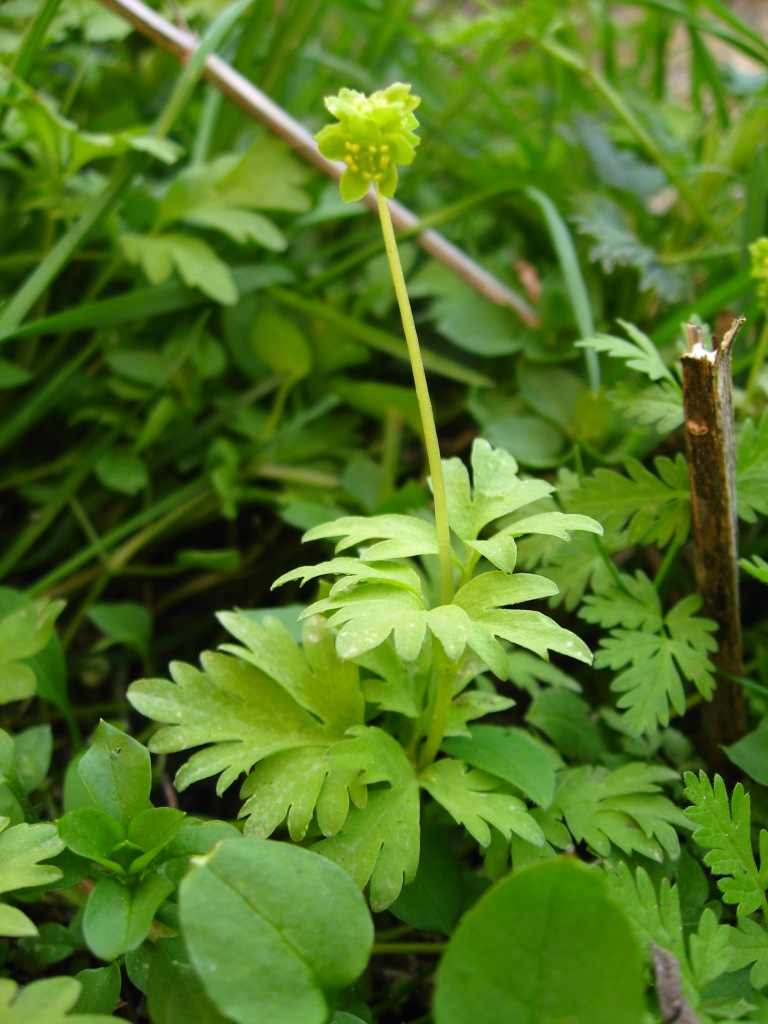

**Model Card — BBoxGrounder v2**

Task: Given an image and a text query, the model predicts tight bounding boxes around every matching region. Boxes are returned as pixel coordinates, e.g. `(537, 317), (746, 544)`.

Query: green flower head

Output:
(314, 82), (421, 203)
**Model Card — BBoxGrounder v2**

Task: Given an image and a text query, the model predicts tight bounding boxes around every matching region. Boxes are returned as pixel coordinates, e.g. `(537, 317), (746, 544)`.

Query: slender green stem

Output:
(417, 639), (458, 770)
(375, 186), (454, 606)
(653, 537), (682, 591)
(372, 942), (446, 956)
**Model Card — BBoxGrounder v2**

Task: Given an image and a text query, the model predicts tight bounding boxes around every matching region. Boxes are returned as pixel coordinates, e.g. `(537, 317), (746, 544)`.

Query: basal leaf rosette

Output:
(315, 83), (421, 202)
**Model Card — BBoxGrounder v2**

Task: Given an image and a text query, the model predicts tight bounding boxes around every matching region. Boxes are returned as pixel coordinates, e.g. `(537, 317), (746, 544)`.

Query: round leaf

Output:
(434, 857), (645, 1024)
(180, 838), (373, 1024)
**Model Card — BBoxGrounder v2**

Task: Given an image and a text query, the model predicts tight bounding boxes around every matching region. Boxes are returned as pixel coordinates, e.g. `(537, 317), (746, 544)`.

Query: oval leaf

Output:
(180, 838), (373, 1024)
(434, 857), (645, 1024)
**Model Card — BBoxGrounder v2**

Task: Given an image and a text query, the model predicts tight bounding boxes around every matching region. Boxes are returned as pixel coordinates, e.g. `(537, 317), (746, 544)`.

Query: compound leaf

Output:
(419, 758), (545, 849)
(314, 728), (420, 910)
(593, 595), (716, 735)
(684, 771), (768, 918)
(608, 380), (684, 434)
(576, 319), (677, 383)
(579, 572), (662, 632)
(555, 764), (687, 861)
(443, 439), (553, 542)
(578, 454), (690, 547)
(454, 572), (592, 679)
(736, 412), (768, 524)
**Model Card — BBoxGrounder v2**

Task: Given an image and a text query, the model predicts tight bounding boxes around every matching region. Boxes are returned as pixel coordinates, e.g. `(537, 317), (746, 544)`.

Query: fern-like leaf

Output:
(576, 319), (678, 383)
(419, 758), (545, 848)
(684, 771), (768, 918)
(737, 412), (768, 524)
(554, 763), (687, 861)
(589, 583), (716, 735)
(578, 454), (690, 547)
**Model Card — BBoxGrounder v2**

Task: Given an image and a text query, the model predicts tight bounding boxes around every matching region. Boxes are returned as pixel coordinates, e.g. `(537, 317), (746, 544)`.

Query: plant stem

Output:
(417, 639), (457, 770)
(375, 186), (454, 606)
(372, 942), (446, 955)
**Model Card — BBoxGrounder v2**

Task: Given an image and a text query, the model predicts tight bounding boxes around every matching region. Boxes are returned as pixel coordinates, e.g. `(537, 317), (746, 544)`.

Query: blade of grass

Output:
(624, 0), (768, 63)
(0, 0), (63, 130)
(525, 187), (600, 391)
(0, 338), (101, 453)
(0, 427), (125, 581)
(25, 480), (211, 596)
(0, 265), (294, 345)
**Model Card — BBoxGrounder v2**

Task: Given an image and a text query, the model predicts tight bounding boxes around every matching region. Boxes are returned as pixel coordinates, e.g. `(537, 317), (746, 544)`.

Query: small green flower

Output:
(315, 82), (421, 202)
(749, 237), (768, 307)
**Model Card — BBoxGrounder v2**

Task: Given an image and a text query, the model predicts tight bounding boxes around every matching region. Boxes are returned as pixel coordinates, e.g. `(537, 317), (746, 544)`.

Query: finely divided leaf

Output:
(684, 771), (768, 918)
(731, 918), (768, 989)
(593, 594), (716, 735)
(576, 319), (677, 383)
(443, 438), (553, 542)
(606, 862), (688, 968)
(736, 412), (768, 524)
(315, 728), (420, 910)
(454, 571), (592, 678)
(301, 515), (438, 560)
(578, 455), (690, 547)
(579, 572), (662, 632)
(608, 381), (684, 435)
(740, 555), (768, 586)
(420, 759), (545, 849)
(555, 764), (687, 861)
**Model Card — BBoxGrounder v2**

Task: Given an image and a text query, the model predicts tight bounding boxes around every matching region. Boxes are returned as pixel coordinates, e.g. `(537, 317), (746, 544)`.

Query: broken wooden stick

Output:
(681, 318), (747, 766)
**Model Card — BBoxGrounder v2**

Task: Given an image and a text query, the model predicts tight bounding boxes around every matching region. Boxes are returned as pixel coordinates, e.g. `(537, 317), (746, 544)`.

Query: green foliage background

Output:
(2, 0), (768, 1022)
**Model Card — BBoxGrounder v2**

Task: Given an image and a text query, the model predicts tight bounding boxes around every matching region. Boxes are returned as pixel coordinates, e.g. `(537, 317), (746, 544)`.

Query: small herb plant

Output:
(129, 84), (602, 909)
